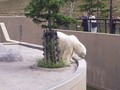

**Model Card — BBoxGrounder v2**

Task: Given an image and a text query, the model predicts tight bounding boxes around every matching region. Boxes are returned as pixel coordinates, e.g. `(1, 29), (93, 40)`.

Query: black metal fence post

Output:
(110, 0), (113, 34)
(105, 20), (107, 33)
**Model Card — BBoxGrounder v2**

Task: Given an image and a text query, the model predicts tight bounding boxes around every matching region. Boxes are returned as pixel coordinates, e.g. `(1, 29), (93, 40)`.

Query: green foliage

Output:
(37, 59), (67, 68)
(24, 0), (76, 29)
(53, 13), (76, 27)
(100, 8), (110, 18)
(79, 0), (110, 18)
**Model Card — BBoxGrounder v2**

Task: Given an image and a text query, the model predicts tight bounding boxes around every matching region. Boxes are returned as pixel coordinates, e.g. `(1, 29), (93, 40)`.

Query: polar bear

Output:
(57, 32), (86, 64)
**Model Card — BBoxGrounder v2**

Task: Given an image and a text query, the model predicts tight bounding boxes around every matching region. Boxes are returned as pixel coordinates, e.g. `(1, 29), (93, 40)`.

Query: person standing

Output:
(81, 13), (88, 32)
(89, 14), (97, 33)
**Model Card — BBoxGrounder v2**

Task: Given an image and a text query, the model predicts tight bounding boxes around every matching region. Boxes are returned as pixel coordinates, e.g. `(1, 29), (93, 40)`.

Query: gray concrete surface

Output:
(0, 44), (77, 90)
(0, 43), (23, 62)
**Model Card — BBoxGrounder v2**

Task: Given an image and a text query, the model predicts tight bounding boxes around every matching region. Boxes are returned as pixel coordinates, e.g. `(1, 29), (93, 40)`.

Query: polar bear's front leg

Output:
(62, 47), (73, 65)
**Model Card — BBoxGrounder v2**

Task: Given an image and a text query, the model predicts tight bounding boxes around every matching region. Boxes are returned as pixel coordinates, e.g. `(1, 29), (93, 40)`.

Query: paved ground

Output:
(0, 44), (77, 90)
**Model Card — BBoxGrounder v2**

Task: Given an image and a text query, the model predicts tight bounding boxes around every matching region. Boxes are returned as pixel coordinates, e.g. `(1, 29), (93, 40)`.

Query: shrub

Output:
(37, 59), (67, 68)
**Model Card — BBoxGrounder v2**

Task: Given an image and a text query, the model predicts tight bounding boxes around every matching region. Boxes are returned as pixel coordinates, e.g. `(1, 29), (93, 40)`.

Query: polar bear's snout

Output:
(77, 47), (86, 58)
(81, 47), (86, 58)
(80, 51), (86, 58)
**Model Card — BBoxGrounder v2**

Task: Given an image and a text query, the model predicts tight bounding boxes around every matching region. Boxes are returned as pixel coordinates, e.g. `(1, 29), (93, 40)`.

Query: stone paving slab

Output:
(0, 44), (77, 90)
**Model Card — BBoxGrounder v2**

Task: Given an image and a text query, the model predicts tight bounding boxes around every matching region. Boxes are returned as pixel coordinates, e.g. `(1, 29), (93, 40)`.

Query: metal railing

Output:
(76, 19), (120, 34)
(58, 19), (120, 34)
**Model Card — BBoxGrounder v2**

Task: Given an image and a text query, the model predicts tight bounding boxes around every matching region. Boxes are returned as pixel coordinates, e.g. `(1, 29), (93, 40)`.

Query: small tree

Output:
(79, 0), (110, 18)
(25, 0), (76, 68)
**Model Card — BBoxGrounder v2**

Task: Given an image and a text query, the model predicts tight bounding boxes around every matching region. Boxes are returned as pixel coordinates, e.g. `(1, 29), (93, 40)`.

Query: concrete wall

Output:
(0, 16), (43, 45)
(0, 26), (5, 42)
(0, 16), (120, 90)
(50, 60), (86, 90)
(60, 31), (120, 90)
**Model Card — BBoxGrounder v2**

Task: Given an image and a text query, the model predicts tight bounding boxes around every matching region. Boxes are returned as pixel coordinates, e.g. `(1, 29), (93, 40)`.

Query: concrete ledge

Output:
(49, 60), (86, 90)
(0, 22), (43, 49)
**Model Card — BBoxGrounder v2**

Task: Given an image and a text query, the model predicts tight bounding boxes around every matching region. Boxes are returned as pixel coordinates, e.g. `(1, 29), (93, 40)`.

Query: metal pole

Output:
(105, 20), (107, 33)
(110, 0), (113, 34)
(97, 0), (99, 32)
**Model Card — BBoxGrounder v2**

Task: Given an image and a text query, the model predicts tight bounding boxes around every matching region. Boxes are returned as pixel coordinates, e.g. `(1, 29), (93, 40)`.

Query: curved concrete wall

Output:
(49, 60), (86, 90)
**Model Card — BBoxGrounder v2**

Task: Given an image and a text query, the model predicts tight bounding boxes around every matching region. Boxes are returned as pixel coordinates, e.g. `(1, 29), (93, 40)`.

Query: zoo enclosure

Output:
(77, 19), (120, 34)
(0, 16), (120, 90)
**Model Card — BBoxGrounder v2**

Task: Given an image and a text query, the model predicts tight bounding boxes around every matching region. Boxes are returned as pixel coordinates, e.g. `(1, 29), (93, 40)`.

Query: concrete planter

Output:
(49, 60), (86, 90)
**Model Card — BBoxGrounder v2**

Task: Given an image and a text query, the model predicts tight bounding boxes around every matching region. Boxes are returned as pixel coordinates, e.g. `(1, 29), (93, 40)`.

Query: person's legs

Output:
(110, 27), (116, 34)
(88, 23), (91, 32)
(91, 28), (94, 32)
(94, 27), (97, 33)
(91, 27), (97, 33)
(112, 27), (116, 34)
(84, 26), (88, 32)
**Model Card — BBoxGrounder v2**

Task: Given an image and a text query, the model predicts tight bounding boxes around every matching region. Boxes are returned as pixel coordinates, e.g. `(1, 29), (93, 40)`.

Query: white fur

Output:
(57, 32), (86, 64)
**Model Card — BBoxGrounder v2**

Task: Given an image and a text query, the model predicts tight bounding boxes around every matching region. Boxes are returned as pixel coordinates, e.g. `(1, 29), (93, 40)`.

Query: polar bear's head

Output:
(69, 35), (86, 58)
(77, 43), (86, 58)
